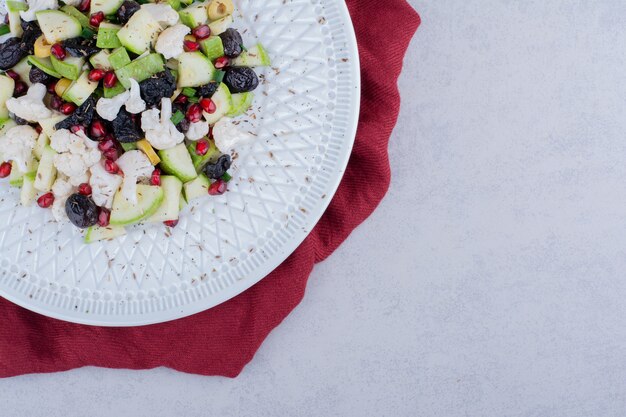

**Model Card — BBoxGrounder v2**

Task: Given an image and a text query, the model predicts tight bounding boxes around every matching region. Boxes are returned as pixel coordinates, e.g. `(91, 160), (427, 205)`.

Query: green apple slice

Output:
(158, 143), (198, 183)
(146, 175), (182, 223)
(36, 10), (82, 44)
(110, 184), (165, 226)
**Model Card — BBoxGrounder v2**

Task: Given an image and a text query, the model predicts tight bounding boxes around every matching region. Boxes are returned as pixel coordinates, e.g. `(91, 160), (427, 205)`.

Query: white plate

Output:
(0, 0), (360, 326)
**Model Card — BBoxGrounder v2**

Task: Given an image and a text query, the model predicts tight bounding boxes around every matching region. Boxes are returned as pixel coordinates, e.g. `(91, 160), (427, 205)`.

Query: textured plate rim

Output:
(0, 0), (361, 326)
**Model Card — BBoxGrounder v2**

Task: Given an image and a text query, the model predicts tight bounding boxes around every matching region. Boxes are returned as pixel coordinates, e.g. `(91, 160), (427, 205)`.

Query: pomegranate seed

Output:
(50, 95), (63, 110)
(103, 147), (119, 161)
(50, 43), (66, 60)
(0, 162), (12, 178)
(90, 120), (106, 138)
(13, 81), (27, 97)
(78, 183), (92, 195)
(97, 207), (110, 227)
(186, 103), (202, 123)
(192, 24), (211, 40)
(103, 71), (117, 88)
(89, 11), (105, 27)
(150, 169), (161, 186)
(5, 70), (20, 80)
(208, 179), (227, 195)
(98, 138), (116, 152)
(37, 192), (54, 208)
(88, 69), (105, 82)
(104, 159), (119, 174)
(174, 94), (188, 104)
(199, 98), (216, 114)
(164, 219), (178, 228)
(183, 40), (200, 52)
(47, 81), (57, 94)
(60, 102), (77, 115)
(78, 0), (90, 12)
(214, 56), (229, 69)
(35, 125), (42, 134)
(195, 139), (209, 156)
(70, 125), (85, 134)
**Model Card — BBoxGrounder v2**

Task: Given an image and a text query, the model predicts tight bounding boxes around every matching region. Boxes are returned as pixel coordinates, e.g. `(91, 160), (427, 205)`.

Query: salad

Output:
(0, 0), (270, 242)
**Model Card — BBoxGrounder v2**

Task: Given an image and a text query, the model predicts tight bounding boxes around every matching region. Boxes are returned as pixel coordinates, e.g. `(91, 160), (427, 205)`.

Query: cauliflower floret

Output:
(6, 84), (52, 122)
(20, 0), (58, 21)
(212, 117), (255, 153)
(141, 98), (184, 150)
(2, 125), (38, 172)
(141, 3), (179, 26)
(125, 79), (146, 114)
(185, 120), (209, 141)
(89, 161), (123, 209)
(116, 150), (153, 204)
(50, 129), (101, 186)
(155, 24), (190, 60)
(96, 90), (130, 121)
(51, 175), (75, 222)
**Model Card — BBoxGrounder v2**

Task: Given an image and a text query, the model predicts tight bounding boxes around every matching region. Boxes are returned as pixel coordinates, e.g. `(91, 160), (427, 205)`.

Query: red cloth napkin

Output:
(0, 0), (420, 378)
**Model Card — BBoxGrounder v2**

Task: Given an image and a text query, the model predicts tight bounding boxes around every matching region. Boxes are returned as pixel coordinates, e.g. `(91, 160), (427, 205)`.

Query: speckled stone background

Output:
(3, 0), (626, 415)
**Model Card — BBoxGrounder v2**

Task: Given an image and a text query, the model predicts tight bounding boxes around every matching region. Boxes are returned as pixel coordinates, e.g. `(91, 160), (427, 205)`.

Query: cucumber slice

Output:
(96, 22), (122, 49)
(33, 146), (57, 192)
(90, 0), (124, 16)
(89, 49), (113, 70)
(203, 82), (231, 124)
(6, 0), (28, 12)
(186, 139), (219, 172)
(109, 47), (131, 70)
(8, 10), (23, 38)
(36, 10), (83, 44)
(10, 158), (38, 187)
(33, 131), (49, 160)
(110, 184), (164, 225)
(28, 56), (62, 78)
(116, 9), (162, 55)
(158, 143), (198, 182)
(120, 142), (138, 152)
(199, 36), (224, 61)
(0, 75), (15, 120)
(62, 70), (99, 106)
(183, 174), (210, 201)
(60, 5), (93, 29)
(38, 114), (67, 138)
(20, 172), (37, 206)
(177, 52), (215, 88)
(178, 2), (208, 28)
(207, 14), (232, 35)
(231, 44), (271, 67)
(146, 175), (182, 222)
(226, 92), (254, 117)
(85, 225), (126, 243)
(50, 55), (84, 80)
(104, 81), (127, 98)
(115, 53), (164, 88)
(12, 58), (33, 86)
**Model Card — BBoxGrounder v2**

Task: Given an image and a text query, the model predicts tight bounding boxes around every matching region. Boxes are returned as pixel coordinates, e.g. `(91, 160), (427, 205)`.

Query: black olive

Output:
(13, 116), (28, 125)
(29, 66), (56, 84)
(62, 37), (100, 58)
(203, 154), (231, 179)
(223, 67), (259, 93)
(196, 82), (218, 98)
(55, 95), (97, 131)
(0, 38), (28, 71)
(111, 107), (142, 142)
(176, 117), (190, 133)
(139, 68), (177, 108)
(20, 20), (41, 54)
(218, 28), (244, 58)
(65, 194), (99, 229)
(117, 1), (141, 25)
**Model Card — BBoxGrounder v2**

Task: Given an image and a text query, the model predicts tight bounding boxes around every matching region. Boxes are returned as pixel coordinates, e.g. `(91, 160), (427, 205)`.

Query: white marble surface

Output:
(4, 0), (626, 415)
